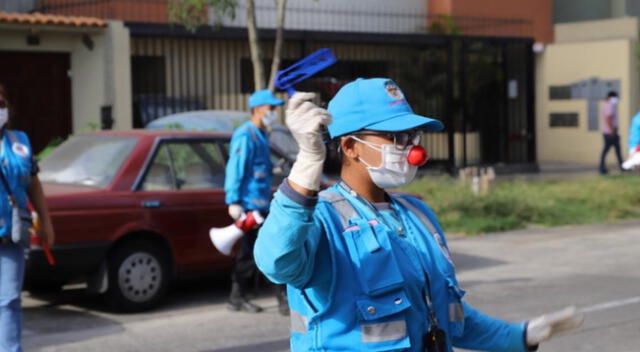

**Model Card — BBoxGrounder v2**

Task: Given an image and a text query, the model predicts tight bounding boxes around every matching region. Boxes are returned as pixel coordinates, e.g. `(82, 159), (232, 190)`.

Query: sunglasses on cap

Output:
(353, 130), (422, 150)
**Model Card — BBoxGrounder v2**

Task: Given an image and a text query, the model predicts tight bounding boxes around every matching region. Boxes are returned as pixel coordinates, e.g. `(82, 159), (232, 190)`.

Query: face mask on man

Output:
(262, 111), (278, 127)
(0, 108), (8, 128)
(351, 136), (418, 189)
(610, 97), (619, 105)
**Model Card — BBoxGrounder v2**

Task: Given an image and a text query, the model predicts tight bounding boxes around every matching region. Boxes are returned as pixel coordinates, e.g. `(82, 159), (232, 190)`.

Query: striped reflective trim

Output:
(361, 320), (407, 343)
(392, 196), (454, 264)
(251, 198), (269, 207)
(319, 191), (359, 228)
(449, 303), (465, 322)
(290, 310), (308, 334)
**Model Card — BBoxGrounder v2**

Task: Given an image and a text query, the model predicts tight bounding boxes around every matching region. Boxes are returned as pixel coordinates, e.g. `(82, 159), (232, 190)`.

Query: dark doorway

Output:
(455, 39), (535, 167)
(0, 51), (72, 154)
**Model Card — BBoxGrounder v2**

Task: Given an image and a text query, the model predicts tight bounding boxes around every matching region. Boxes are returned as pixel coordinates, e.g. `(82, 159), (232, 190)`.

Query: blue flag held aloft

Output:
(274, 48), (337, 95)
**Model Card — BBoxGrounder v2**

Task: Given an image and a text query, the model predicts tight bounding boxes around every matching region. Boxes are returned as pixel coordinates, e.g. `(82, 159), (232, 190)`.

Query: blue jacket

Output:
(628, 112), (640, 150)
(224, 121), (273, 211)
(255, 181), (529, 352)
(0, 130), (35, 238)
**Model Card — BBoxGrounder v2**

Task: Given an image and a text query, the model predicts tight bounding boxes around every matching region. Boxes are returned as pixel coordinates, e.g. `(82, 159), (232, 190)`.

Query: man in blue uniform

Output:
(622, 110), (640, 170)
(255, 78), (583, 351)
(224, 89), (286, 314)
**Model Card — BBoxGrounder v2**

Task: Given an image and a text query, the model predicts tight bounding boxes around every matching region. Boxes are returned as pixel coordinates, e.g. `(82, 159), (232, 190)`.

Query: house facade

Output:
(536, 0), (640, 166)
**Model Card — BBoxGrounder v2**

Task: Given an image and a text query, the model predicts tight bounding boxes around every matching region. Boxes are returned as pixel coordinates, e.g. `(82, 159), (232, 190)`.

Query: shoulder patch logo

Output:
(12, 143), (29, 158)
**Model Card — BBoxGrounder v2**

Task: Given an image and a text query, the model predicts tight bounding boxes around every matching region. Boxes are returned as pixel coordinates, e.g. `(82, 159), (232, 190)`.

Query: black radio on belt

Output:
(423, 326), (447, 352)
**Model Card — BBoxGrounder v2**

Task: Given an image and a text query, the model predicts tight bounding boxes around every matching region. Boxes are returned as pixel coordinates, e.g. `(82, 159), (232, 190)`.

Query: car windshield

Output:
(39, 135), (138, 188)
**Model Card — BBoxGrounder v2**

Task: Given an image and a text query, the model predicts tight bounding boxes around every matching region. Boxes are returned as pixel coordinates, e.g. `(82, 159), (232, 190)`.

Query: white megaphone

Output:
(209, 211), (265, 256)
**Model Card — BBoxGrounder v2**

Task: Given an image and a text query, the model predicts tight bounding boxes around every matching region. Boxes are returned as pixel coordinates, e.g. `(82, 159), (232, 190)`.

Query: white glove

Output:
(286, 92), (332, 191)
(228, 204), (244, 221)
(526, 306), (584, 346)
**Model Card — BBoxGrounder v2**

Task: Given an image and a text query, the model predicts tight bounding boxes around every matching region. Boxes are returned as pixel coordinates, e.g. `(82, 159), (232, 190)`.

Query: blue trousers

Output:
(0, 242), (25, 352)
(599, 134), (623, 173)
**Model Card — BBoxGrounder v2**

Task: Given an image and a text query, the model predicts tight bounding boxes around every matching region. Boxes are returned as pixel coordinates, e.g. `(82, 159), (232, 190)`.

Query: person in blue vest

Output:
(0, 82), (55, 352)
(622, 110), (640, 170)
(224, 89), (289, 314)
(255, 78), (583, 351)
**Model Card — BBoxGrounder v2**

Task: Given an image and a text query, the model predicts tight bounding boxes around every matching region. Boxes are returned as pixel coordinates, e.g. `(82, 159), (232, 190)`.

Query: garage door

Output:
(0, 51), (72, 154)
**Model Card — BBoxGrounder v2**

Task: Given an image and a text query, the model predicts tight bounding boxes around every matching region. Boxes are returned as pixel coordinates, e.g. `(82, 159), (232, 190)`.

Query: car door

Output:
(138, 138), (231, 275)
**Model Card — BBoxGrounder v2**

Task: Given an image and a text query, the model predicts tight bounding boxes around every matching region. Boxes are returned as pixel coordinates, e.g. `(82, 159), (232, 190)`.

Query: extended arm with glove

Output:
(286, 92), (332, 192)
(526, 306), (584, 349)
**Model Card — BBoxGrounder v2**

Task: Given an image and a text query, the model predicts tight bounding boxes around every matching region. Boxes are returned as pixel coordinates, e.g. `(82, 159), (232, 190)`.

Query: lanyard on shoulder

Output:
(336, 180), (382, 221)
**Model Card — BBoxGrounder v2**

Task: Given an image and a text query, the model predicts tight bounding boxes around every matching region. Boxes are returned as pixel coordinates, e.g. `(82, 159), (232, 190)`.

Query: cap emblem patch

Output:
(384, 80), (404, 100)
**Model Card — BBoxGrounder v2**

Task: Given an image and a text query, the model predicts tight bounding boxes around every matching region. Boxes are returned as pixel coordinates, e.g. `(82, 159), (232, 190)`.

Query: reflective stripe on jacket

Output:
(255, 181), (528, 352)
(223, 121), (273, 211)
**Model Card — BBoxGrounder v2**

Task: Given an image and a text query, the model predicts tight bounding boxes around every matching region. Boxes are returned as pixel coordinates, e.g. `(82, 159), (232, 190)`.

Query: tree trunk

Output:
(268, 0), (287, 91)
(246, 0), (265, 90)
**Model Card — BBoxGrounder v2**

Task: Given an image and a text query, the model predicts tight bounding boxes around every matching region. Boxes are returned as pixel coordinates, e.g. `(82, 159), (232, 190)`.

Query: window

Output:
(550, 113), (579, 127)
(131, 56), (166, 96)
(141, 141), (226, 191)
(39, 135), (138, 188)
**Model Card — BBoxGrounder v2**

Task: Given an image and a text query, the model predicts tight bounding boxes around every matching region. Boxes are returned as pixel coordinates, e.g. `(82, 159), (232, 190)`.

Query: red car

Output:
(25, 130), (295, 312)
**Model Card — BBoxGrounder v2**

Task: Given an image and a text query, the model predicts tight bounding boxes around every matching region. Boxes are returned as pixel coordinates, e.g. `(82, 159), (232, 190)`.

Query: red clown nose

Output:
(407, 145), (429, 166)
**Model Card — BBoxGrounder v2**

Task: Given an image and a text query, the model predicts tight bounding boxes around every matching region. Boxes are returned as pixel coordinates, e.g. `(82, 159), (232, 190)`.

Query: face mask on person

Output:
(610, 97), (619, 105)
(351, 136), (418, 189)
(0, 108), (8, 128)
(262, 111), (278, 127)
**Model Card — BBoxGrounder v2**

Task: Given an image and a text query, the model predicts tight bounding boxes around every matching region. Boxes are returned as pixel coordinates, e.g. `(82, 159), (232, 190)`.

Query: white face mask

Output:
(352, 136), (417, 189)
(610, 97), (619, 105)
(0, 108), (8, 128)
(262, 111), (278, 127)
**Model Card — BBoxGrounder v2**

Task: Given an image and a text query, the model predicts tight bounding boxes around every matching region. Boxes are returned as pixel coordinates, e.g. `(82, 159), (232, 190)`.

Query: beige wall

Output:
(0, 21), (131, 133)
(555, 17), (639, 43)
(537, 37), (639, 165)
(105, 21), (132, 130)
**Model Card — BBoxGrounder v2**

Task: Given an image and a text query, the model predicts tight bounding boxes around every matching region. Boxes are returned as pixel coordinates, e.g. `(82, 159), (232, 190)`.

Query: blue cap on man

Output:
(327, 78), (444, 139)
(248, 89), (284, 109)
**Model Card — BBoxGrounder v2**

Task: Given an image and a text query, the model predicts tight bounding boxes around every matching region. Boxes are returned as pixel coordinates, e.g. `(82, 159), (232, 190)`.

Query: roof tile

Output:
(0, 11), (106, 28)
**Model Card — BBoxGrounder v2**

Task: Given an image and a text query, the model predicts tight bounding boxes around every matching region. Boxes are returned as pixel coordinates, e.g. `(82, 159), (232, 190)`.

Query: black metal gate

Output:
(127, 24), (536, 172)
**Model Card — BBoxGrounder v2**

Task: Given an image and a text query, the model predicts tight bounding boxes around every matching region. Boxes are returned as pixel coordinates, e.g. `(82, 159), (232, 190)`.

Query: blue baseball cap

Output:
(327, 78), (444, 138)
(248, 89), (284, 109)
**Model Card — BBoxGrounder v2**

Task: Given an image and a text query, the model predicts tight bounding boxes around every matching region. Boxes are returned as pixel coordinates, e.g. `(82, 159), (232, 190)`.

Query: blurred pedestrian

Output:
(223, 89), (288, 315)
(599, 91), (623, 174)
(255, 78), (583, 351)
(622, 109), (640, 170)
(0, 82), (55, 352)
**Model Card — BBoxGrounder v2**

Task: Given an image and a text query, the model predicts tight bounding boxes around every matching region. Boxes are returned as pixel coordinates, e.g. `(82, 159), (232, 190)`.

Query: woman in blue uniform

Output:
(255, 78), (582, 351)
(0, 82), (55, 352)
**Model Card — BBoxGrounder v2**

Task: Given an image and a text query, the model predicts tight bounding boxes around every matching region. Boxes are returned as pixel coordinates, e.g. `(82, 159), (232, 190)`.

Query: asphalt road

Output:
(22, 220), (640, 351)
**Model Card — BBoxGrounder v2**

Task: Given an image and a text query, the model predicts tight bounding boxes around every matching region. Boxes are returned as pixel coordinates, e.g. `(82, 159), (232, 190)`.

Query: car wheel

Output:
(104, 239), (171, 312)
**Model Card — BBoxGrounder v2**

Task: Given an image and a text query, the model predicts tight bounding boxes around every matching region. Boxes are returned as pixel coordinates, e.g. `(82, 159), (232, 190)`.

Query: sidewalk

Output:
(496, 162), (637, 182)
